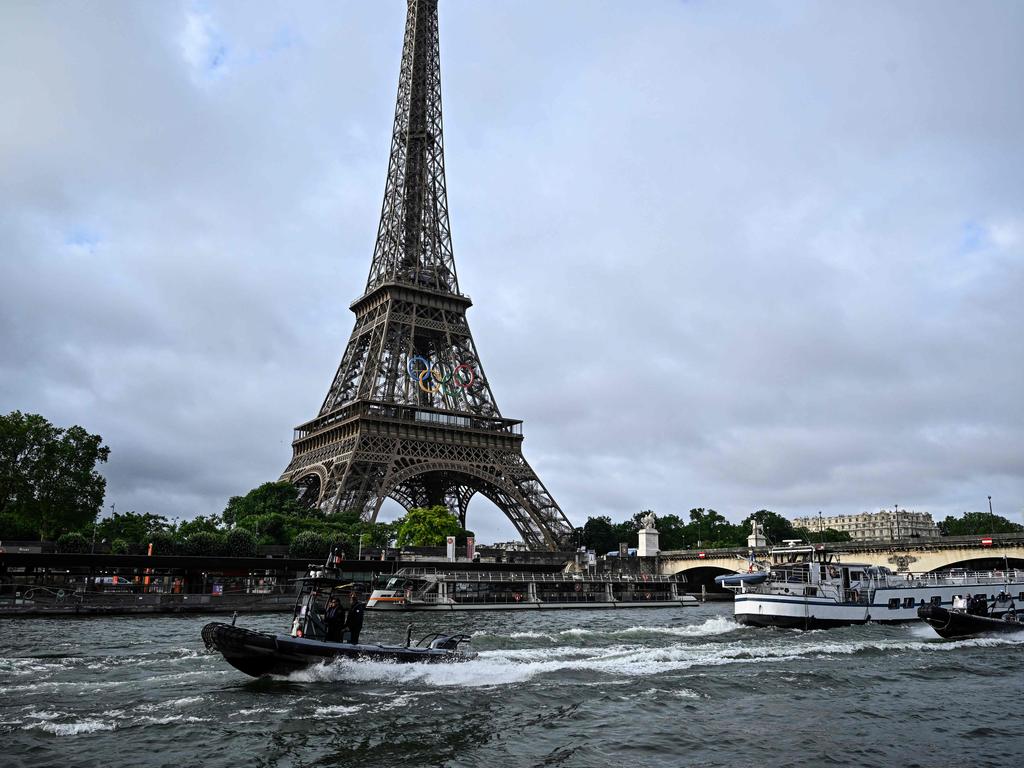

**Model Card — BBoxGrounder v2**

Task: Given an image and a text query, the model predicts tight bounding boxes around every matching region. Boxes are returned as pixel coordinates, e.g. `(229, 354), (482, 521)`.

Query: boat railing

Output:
(395, 568), (677, 584)
(409, 590), (681, 605)
(873, 570), (1024, 588)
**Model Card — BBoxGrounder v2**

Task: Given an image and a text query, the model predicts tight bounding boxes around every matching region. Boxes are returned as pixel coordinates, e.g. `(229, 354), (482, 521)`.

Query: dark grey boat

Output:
(202, 555), (475, 677)
(918, 600), (1024, 640)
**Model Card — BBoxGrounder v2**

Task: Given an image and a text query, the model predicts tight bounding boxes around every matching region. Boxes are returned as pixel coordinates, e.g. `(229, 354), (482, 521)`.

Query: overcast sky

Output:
(2, 1), (1022, 543)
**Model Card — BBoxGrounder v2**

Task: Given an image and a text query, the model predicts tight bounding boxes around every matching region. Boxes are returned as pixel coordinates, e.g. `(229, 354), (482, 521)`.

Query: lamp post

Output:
(894, 503), (900, 542)
(92, 502), (114, 554)
(818, 511), (823, 544)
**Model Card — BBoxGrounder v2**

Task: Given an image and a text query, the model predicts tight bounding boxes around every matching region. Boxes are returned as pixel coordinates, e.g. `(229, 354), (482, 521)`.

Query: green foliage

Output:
(56, 531), (90, 553)
(226, 527), (258, 558)
(223, 482), (310, 527)
(147, 530), (179, 556)
(96, 511), (170, 545)
(0, 411), (109, 539)
(395, 505), (462, 547)
(688, 508), (743, 548)
(175, 515), (224, 539)
(182, 531), (227, 556)
(110, 538), (130, 555)
(289, 530), (331, 561)
(0, 512), (37, 540)
(739, 509), (796, 546)
(578, 508), (822, 553)
(938, 511), (1023, 536)
(580, 515), (618, 553)
(652, 514), (688, 550)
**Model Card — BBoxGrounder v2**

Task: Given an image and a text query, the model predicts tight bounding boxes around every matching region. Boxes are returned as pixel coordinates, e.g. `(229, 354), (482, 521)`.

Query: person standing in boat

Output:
(346, 590), (366, 644)
(324, 596), (346, 643)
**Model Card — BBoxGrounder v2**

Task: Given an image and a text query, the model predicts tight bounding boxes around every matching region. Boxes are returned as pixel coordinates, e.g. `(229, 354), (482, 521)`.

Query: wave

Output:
(614, 617), (748, 638)
(270, 630), (1024, 689)
(313, 704), (363, 717)
(27, 720), (116, 736)
(484, 617), (745, 643)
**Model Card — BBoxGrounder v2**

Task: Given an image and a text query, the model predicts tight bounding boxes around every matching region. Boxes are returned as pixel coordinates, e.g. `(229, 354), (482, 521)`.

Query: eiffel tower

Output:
(281, 0), (574, 550)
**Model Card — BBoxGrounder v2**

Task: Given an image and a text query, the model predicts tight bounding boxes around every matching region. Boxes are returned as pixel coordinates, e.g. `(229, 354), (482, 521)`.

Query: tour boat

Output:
(202, 563), (475, 677)
(720, 543), (1024, 630)
(367, 567), (698, 611)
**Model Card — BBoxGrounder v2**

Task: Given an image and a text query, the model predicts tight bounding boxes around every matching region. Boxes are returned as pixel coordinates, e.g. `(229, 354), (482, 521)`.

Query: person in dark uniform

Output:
(324, 596), (345, 642)
(345, 590), (366, 644)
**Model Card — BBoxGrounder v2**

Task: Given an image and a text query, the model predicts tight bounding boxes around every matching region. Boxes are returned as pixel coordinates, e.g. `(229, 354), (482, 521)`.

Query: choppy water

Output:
(2, 604), (1023, 768)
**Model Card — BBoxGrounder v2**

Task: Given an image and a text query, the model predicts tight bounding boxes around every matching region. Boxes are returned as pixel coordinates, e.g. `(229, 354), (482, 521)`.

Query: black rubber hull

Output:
(917, 605), (1024, 640)
(201, 622), (475, 678)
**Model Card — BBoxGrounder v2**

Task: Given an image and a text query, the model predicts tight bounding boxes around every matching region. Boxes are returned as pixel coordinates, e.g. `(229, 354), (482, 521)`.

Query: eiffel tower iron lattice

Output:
(280, 0), (574, 551)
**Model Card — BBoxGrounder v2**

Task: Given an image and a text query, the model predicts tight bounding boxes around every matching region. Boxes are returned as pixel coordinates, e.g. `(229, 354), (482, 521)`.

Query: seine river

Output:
(2, 604), (1022, 768)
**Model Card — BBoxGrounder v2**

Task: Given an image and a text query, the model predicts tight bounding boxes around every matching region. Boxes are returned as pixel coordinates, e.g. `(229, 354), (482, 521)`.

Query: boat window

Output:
(930, 596), (941, 605)
(1019, 592), (1024, 602)
(805, 586), (817, 596)
(888, 598), (900, 609)
(850, 571), (864, 581)
(902, 597), (915, 609)
(386, 578), (399, 589)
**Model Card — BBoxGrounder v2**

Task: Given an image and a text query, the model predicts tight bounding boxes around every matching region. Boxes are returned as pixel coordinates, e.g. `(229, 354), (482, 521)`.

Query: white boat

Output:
(368, 567), (698, 611)
(721, 544), (1024, 629)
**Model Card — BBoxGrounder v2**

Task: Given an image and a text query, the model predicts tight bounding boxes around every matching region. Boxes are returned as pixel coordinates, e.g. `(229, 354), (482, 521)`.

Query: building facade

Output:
(791, 509), (940, 542)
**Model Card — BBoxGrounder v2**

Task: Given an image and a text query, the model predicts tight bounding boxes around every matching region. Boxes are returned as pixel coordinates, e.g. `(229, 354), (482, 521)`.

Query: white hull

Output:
(736, 582), (1024, 629)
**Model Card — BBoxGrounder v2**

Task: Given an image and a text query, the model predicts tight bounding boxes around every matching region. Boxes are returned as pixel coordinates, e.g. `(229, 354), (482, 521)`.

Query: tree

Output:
(740, 510), (796, 546)
(110, 538), (130, 555)
(687, 508), (741, 548)
(0, 411), (109, 539)
(289, 530), (331, 560)
(226, 527), (259, 557)
(95, 511), (170, 545)
(652, 514), (688, 550)
(579, 515), (618, 553)
(223, 481), (310, 527)
(56, 531), (90, 553)
(938, 512), (1023, 537)
(174, 515), (224, 539)
(182, 531), (227, 556)
(395, 505), (462, 547)
(147, 530), (179, 555)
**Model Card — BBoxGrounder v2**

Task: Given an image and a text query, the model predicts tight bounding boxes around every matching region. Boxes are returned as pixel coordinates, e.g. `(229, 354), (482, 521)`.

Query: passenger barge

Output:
(368, 568), (697, 611)
(722, 544), (1024, 629)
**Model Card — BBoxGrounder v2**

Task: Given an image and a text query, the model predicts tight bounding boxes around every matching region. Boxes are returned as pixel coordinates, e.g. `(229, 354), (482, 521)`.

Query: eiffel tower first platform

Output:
(280, 0), (574, 550)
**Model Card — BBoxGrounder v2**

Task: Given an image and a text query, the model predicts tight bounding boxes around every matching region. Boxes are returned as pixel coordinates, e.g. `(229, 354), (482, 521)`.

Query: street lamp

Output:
(92, 502), (115, 554)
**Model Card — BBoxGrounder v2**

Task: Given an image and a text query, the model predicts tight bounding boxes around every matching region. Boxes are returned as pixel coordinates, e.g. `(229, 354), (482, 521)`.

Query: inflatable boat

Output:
(201, 552), (475, 677)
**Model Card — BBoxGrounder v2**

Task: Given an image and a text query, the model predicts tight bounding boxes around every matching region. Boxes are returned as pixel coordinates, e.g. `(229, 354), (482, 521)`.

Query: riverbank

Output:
(0, 592), (295, 617)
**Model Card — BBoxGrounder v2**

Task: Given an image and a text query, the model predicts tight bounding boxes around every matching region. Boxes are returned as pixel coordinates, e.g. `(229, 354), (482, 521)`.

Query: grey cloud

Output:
(1, 1), (1022, 543)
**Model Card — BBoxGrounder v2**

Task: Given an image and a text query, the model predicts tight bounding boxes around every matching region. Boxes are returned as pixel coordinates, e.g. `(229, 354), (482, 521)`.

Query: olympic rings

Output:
(406, 355), (478, 398)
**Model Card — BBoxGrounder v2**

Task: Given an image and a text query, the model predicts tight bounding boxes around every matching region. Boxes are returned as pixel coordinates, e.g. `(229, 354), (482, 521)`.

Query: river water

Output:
(2, 604), (1022, 768)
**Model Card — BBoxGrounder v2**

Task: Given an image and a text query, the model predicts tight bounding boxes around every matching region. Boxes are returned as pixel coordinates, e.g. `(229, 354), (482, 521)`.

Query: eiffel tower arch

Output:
(281, 0), (574, 551)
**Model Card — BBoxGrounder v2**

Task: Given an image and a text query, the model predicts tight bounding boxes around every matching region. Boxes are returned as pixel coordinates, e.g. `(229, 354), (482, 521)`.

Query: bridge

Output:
(657, 533), (1024, 595)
